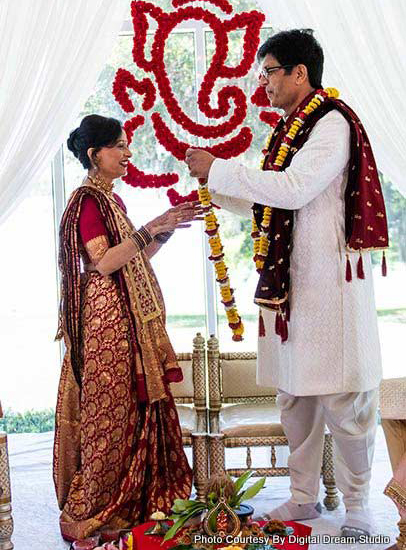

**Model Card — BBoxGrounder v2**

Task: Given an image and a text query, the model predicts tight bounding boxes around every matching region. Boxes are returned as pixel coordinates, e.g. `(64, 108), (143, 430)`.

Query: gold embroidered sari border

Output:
(385, 479), (406, 511)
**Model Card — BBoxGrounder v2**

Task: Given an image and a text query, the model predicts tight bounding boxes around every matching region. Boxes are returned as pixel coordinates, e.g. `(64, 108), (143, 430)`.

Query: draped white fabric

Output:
(256, 0), (406, 196)
(0, 0), (129, 224)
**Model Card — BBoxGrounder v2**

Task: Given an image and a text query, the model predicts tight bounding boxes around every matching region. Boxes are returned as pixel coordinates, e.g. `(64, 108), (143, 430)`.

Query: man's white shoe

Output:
(341, 509), (372, 540)
(256, 500), (322, 521)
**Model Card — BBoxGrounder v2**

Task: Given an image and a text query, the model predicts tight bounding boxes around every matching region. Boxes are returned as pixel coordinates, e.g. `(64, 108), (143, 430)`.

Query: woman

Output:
(53, 114), (201, 541)
(384, 451), (406, 550)
(381, 377), (406, 550)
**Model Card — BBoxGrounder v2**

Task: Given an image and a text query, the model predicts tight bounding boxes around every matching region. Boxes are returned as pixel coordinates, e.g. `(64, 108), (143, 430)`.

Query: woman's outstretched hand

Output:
(145, 201), (204, 237)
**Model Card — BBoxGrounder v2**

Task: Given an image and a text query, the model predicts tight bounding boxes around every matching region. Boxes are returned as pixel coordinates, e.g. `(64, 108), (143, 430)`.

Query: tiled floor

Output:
(7, 426), (398, 549)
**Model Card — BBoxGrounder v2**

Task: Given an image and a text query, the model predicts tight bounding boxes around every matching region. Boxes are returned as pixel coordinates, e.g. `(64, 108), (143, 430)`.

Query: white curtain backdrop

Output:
(0, 0), (129, 224)
(256, 0), (406, 196)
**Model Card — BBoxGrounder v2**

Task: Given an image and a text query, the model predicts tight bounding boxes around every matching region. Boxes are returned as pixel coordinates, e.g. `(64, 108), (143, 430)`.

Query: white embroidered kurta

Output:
(208, 110), (382, 396)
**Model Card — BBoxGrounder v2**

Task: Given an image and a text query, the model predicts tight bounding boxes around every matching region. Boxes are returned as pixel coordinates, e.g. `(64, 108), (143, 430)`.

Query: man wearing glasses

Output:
(186, 29), (388, 540)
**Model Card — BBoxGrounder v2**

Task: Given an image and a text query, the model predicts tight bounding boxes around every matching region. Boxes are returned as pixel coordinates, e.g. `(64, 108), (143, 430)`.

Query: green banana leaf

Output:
(233, 470), (254, 494)
(169, 502), (206, 521)
(236, 477), (266, 506)
(229, 489), (245, 508)
(162, 501), (206, 542)
(171, 499), (202, 513)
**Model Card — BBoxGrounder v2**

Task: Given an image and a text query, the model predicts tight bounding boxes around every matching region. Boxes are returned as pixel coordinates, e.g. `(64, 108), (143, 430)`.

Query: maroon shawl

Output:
(254, 91), (389, 341)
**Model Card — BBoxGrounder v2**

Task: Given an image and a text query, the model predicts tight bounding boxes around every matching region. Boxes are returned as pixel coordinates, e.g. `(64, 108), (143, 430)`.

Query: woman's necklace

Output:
(87, 173), (114, 196)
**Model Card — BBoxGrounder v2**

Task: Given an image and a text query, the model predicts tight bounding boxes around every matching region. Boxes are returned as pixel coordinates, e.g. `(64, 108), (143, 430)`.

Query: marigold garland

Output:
(199, 180), (244, 341)
(252, 88), (339, 271)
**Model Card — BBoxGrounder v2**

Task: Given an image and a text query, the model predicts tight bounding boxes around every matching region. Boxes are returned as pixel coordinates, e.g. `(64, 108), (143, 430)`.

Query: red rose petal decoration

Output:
(112, 68), (156, 113)
(260, 111), (283, 128)
(167, 188), (199, 206)
(111, 1), (264, 197)
(251, 85), (269, 107)
(172, 0), (233, 15)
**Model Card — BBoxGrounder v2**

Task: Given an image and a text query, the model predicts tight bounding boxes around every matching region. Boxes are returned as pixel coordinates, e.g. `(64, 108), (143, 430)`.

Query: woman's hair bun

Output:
(67, 128), (82, 156)
(67, 115), (122, 169)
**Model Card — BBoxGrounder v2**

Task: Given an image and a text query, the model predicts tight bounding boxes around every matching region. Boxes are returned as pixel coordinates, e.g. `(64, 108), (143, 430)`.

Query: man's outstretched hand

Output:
(185, 148), (216, 179)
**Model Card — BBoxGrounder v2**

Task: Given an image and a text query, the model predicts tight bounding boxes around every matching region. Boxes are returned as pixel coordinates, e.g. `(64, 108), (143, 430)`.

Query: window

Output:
(0, 167), (60, 411)
(44, 0), (406, 375)
(373, 177), (406, 379)
(2, 0), (404, 415)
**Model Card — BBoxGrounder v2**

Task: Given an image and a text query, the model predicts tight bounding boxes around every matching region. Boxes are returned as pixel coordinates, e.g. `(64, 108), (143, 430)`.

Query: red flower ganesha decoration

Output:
(111, 0), (265, 198)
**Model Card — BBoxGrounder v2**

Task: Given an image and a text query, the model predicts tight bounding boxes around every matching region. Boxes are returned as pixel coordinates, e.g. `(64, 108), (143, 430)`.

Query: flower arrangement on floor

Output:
(70, 531), (133, 550)
(163, 471), (266, 544)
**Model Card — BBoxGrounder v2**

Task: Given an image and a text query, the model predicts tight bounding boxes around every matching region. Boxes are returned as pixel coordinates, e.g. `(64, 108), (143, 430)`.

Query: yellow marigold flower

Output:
(326, 87), (339, 98)
(227, 310), (239, 323)
(233, 324), (244, 336)
(263, 208), (272, 221)
(216, 270), (227, 281)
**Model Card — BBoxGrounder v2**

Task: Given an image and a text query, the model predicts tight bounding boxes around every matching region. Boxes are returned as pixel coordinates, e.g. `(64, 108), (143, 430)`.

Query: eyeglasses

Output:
(259, 65), (294, 80)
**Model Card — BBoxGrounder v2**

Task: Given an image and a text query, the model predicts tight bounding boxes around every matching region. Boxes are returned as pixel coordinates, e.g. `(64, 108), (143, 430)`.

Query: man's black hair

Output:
(257, 29), (323, 89)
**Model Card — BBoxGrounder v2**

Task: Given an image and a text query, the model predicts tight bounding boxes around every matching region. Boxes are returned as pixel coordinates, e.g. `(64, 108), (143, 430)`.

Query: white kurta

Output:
(208, 110), (382, 396)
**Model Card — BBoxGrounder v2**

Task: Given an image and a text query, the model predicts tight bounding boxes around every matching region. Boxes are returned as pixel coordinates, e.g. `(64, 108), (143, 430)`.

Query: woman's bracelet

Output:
(155, 230), (174, 244)
(130, 226), (153, 250)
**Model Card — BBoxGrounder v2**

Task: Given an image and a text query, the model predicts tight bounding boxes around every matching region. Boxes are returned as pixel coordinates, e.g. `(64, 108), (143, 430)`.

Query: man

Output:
(186, 29), (388, 539)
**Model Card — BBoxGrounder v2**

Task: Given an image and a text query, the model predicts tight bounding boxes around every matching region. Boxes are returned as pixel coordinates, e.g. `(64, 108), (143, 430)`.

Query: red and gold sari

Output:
(53, 185), (192, 541)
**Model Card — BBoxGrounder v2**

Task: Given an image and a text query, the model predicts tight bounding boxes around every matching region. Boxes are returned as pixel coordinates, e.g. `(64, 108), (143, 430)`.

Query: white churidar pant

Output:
(277, 389), (378, 510)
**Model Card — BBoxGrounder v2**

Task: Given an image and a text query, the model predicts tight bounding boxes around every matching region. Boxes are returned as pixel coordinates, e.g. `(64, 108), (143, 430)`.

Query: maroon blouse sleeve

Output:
(79, 195), (110, 265)
(79, 195), (108, 244)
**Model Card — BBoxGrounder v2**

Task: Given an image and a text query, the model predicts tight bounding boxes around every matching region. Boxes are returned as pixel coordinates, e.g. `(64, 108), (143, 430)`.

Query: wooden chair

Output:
(0, 401), (14, 550)
(206, 335), (339, 511)
(171, 333), (208, 501)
